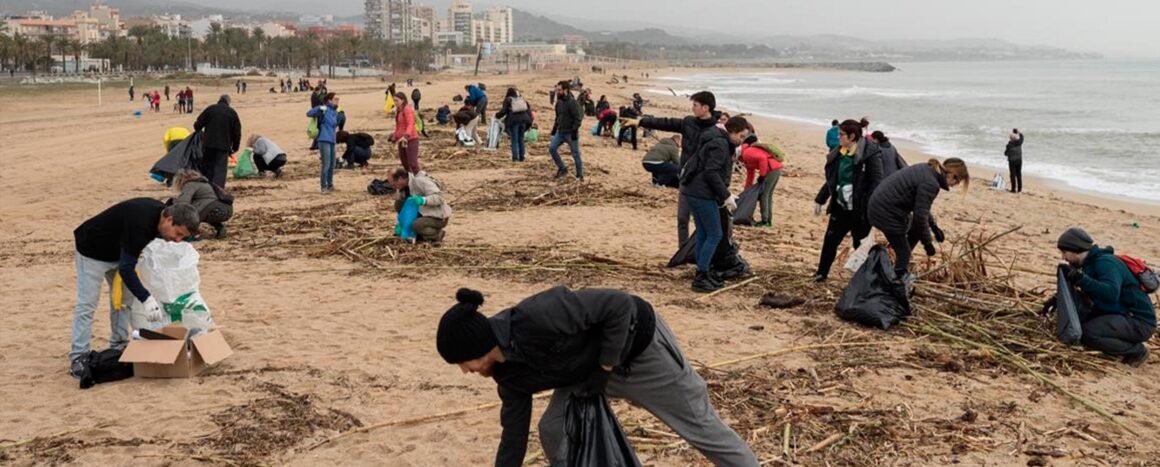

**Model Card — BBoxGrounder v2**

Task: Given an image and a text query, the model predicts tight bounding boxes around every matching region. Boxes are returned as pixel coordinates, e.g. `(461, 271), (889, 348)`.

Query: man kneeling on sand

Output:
(436, 286), (759, 467)
(389, 168), (451, 243)
(1044, 227), (1156, 366)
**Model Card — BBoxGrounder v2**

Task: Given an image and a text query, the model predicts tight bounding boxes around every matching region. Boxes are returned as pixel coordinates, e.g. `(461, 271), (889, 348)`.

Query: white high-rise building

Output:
(365, 0), (414, 43)
(448, 0), (473, 37)
(485, 6), (513, 44)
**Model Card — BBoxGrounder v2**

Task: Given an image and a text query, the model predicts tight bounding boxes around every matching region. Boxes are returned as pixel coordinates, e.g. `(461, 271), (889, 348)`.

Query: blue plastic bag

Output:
(396, 197), (420, 240)
(590, 122), (601, 136)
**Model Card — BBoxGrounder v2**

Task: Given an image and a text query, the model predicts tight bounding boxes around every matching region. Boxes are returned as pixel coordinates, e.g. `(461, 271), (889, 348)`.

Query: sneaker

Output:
(754, 221), (772, 228)
(70, 357), (88, 380)
(692, 271), (723, 293)
(810, 273), (827, 283)
(1124, 347), (1150, 367)
(273, 169), (284, 179)
(554, 170), (568, 179)
(214, 225), (227, 239)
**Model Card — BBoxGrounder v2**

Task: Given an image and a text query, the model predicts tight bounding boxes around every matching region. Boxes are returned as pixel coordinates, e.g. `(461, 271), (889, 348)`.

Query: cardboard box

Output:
(119, 326), (233, 378)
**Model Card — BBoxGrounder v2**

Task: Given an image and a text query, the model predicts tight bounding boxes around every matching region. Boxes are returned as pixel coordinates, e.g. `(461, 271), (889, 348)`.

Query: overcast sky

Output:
(206, 0), (1157, 57)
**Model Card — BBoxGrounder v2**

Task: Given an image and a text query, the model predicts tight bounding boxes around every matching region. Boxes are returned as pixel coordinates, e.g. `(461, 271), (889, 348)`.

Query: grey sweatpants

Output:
(538, 316), (759, 467)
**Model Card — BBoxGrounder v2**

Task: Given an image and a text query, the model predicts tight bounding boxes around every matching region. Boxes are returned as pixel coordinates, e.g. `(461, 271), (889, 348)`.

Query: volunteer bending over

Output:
(69, 198), (200, 378)
(436, 287), (759, 467)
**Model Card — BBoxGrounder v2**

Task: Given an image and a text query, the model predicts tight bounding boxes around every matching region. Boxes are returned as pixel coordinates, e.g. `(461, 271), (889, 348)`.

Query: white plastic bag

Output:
(130, 239), (215, 331)
(844, 231), (876, 273)
(990, 174), (1006, 191)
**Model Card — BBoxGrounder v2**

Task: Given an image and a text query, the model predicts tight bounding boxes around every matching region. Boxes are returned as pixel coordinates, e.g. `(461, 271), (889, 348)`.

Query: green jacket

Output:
(642, 138), (680, 165)
(1079, 246), (1156, 326)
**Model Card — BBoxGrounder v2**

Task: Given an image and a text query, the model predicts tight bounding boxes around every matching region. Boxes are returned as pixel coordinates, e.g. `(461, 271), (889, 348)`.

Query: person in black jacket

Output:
(411, 87), (422, 111)
(336, 131), (374, 168)
(549, 80), (584, 179)
(436, 287), (759, 467)
(869, 158), (970, 283)
(683, 117), (751, 292)
(872, 131), (907, 179)
(495, 87), (533, 162)
(1005, 129), (1024, 193)
(812, 119), (884, 282)
(193, 95), (242, 188)
(621, 91), (720, 245)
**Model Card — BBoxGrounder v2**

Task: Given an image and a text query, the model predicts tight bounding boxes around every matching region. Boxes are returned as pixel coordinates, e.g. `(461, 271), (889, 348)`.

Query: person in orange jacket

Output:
(389, 91), (420, 174)
(738, 135), (785, 227)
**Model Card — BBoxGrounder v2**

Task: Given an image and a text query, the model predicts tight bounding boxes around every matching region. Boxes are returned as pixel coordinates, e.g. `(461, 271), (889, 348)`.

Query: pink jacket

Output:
(740, 144), (783, 188)
(393, 104), (418, 141)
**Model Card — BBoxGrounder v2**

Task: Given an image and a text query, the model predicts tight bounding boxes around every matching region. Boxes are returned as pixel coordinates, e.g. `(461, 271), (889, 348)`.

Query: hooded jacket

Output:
(1078, 246), (1156, 325)
(487, 286), (655, 467)
(642, 138), (680, 165)
(680, 125), (734, 203)
(251, 137), (285, 165)
(193, 97), (241, 152)
(638, 113), (720, 167)
(1005, 134), (1024, 162)
(815, 138), (884, 218)
(495, 95), (533, 130)
(867, 163), (948, 246)
(466, 84), (486, 105)
(550, 92), (583, 135)
(176, 175), (222, 218)
(879, 141), (908, 179)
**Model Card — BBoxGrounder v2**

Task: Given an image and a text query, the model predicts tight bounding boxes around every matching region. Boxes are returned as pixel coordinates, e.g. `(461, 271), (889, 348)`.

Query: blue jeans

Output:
(318, 142), (335, 189)
(549, 131), (583, 178)
(69, 252), (131, 362)
(508, 123), (527, 161)
(687, 195), (723, 273)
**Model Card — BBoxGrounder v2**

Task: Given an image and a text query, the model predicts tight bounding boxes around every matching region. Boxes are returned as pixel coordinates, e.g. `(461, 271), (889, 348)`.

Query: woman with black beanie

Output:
(435, 287), (758, 467)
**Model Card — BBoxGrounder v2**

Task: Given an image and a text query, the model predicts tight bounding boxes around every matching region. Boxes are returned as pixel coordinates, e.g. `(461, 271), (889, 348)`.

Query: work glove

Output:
(923, 242), (937, 257)
(316, 105), (326, 113)
(1040, 294), (1057, 316)
(1061, 264), (1084, 283)
(813, 203), (824, 216)
(722, 194), (738, 212)
(143, 296), (164, 323)
(407, 195), (426, 206)
(931, 223), (946, 243)
(576, 368), (611, 397)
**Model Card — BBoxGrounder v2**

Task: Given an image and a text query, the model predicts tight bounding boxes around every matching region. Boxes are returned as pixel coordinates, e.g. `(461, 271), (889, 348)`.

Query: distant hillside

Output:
(511, 9), (586, 42)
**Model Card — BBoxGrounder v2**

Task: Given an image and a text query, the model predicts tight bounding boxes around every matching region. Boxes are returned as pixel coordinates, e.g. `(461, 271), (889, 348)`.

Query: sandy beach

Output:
(1, 67), (1159, 466)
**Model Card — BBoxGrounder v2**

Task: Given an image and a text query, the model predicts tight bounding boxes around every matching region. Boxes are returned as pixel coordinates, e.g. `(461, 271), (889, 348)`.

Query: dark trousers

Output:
(200, 147), (230, 188)
(618, 126), (638, 150)
(201, 202), (233, 230)
(688, 195), (723, 273)
(508, 123), (527, 161)
(398, 139), (420, 174)
(344, 146), (371, 166)
(644, 162), (679, 188)
(254, 153), (287, 174)
(816, 209), (872, 278)
(1081, 312), (1154, 359)
(882, 228), (912, 277)
(599, 115), (617, 136)
(1008, 159), (1023, 193)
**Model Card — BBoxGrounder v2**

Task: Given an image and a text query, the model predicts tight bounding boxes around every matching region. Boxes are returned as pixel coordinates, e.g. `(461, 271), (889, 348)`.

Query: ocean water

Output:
(651, 60), (1160, 203)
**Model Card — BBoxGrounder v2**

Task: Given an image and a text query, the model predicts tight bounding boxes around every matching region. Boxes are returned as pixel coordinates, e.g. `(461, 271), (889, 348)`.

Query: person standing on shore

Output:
(307, 92), (340, 193)
(873, 131), (907, 179)
(495, 87), (532, 162)
(739, 135), (785, 227)
(435, 287), (760, 467)
(826, 119), (840, 151)
(548, 80), (584, 180)
(389, 91), (421, 174)
(164, 85), (170, 101)
(1006, 129), (1024, 193)
(193, 95), (242, 188)
(868, 158), (970, 286)
(621, 91), (721, 245)
(683, 117), (750, 292)
(1044, 228), (1156, 366)
(811, 119), (884, 283)
(185, 86), (194, 113)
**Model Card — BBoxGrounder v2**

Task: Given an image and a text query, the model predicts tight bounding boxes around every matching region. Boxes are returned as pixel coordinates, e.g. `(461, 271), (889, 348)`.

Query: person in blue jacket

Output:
(825, 119), (840, 151)
(307, 92), (340, 193)
(466, 83), (488, 125)
(1045, 227), (1156, 366)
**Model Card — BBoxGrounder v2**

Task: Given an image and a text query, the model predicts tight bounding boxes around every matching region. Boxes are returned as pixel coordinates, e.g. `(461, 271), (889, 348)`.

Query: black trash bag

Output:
(79, 348), (134, 390)
(667, 209), (742, 269)
(367, 179), (397, 196)
(732, 184), (762, 226)
(1055, 265), (1083, 344)
(667, 232), (697, 268)
(835, 245), (911, 330)
(565, 394), (642, 467)
(150, 132), (203, 182)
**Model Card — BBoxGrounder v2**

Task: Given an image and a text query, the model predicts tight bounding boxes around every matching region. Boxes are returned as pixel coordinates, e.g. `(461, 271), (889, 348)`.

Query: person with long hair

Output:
(389, 91), (421, 174)
(495, 87), (533, 162)
(868, 158), (970, 283)
(872, 130), (907, 179)
(812, 119), (885, 282)
(173, 169), (234, 239)
(307, 92), (340, 193)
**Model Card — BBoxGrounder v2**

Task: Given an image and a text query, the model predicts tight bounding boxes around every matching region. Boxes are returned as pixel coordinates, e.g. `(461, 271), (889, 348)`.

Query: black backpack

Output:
(78, 348), (134, 389)
(367, 179), (397, 196)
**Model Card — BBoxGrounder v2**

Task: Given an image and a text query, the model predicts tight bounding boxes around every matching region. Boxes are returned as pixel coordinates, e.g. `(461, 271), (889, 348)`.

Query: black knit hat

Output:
(1057, 227), (1094, 253)
(436, 288), (498, 364)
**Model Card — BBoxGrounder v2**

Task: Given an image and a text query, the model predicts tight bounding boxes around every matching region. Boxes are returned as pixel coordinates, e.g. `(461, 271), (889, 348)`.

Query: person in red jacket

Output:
(738, 135), (785, 227)
(597, 107), (618, 137)
(389, 91), (420, 174)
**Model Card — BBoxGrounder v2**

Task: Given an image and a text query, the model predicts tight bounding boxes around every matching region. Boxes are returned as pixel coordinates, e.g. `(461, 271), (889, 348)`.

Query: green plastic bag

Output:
(233, 148), (258, 178)
(611, 121), (621, 138)
(306, 116), (320, 139)
(525, 127), (540, 143)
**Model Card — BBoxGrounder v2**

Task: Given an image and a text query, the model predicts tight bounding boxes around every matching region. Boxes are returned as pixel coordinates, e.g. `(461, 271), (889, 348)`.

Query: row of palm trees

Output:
(0, 23), (444, 76)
